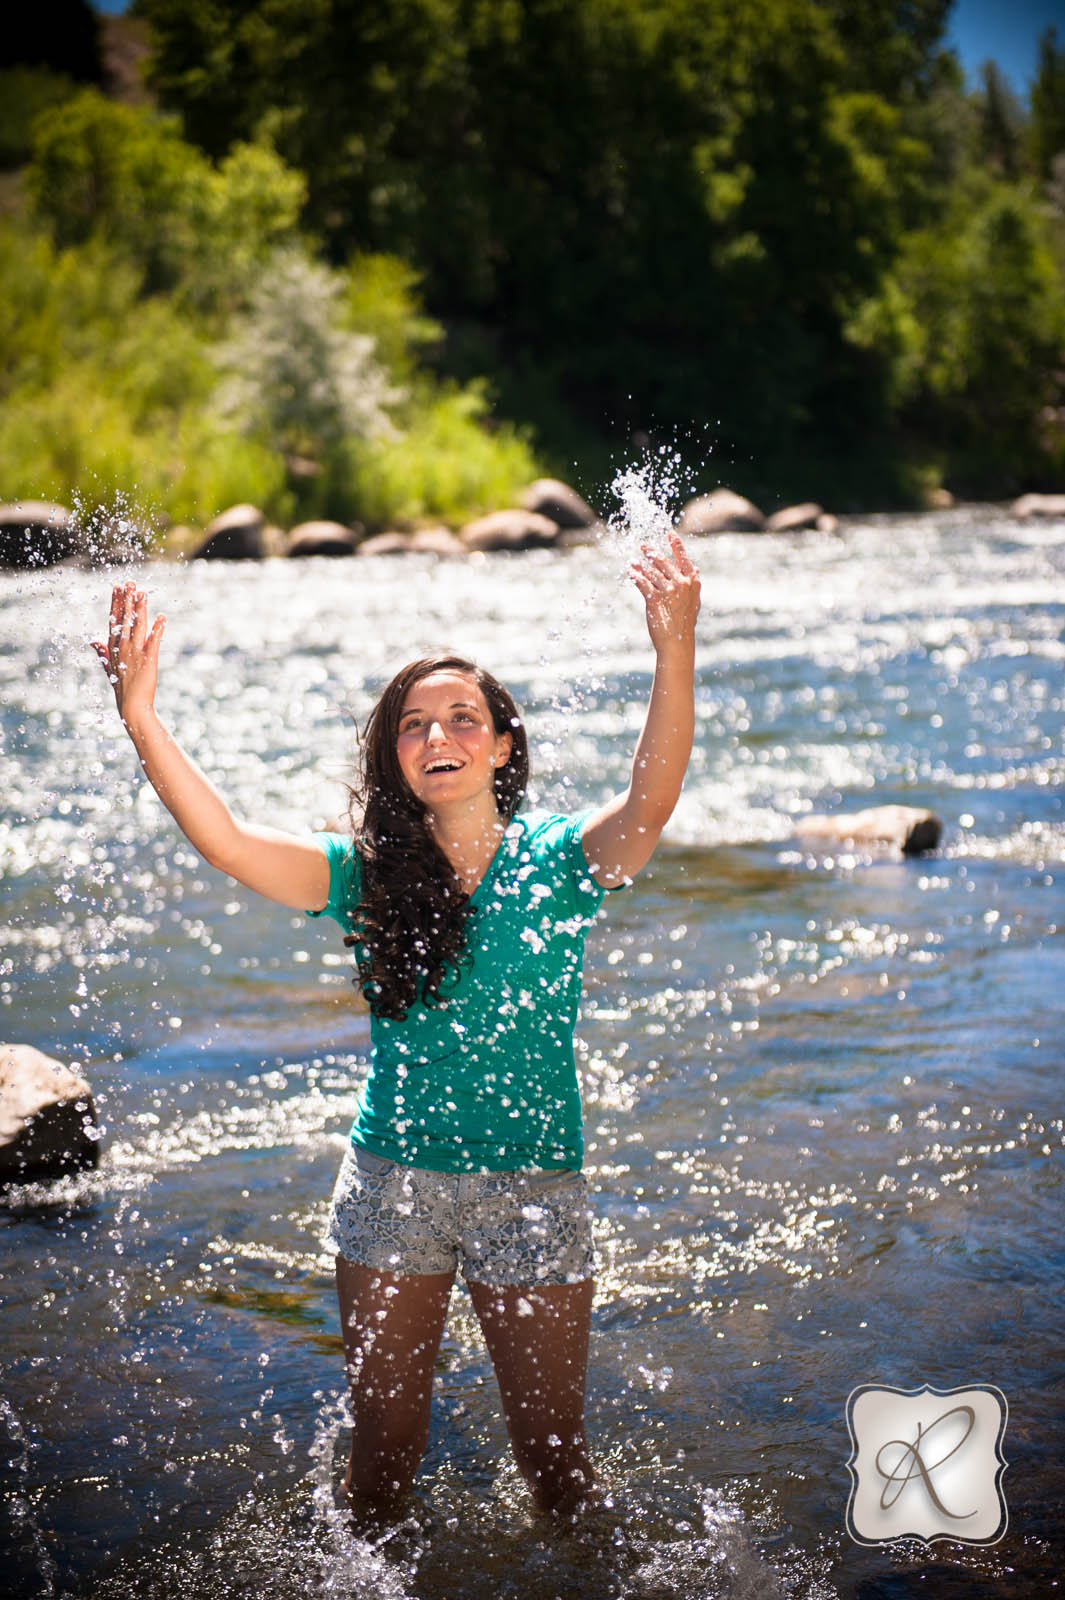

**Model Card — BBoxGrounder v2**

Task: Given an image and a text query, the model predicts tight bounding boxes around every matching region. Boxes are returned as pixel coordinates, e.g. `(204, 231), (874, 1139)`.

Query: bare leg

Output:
(335, 1257), (454, 1519)
(468, 1276), (596, 1515)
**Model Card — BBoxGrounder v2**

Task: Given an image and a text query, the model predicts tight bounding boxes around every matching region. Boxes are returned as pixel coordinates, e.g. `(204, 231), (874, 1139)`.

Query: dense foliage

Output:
(0, 88), (538, 534)
(129, 0), (1065, 502)
(2, 2), (1063, 524)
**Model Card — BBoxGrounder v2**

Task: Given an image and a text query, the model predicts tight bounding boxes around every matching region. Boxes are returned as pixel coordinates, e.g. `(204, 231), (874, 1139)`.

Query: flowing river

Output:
(1, 498), (1063, 1598)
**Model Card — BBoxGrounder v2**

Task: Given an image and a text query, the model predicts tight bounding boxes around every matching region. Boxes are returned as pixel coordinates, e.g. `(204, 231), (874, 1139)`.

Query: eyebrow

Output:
(399, 700), (481, 717)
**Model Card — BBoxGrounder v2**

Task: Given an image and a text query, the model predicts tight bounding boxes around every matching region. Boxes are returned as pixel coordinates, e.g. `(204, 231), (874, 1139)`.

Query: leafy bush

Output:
(214, 248), (404, 457)
(26, 89), (305, 312)
(349, 380), (539, 525)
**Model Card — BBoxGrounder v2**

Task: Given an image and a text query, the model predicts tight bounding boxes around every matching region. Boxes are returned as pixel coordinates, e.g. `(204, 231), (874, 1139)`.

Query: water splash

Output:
(0, 1394), (58, 1598)
(66, 485), (159, 569)
(603, 447), (697, 568)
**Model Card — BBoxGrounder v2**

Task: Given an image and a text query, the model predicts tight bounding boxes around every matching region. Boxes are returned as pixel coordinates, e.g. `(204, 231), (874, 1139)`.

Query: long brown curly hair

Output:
(344, 655), (529, 1019)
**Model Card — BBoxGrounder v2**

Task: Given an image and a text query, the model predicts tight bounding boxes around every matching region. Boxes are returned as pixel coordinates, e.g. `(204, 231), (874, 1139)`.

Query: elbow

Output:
(198, 839), (239, 876)
(629, 794), (677, 837)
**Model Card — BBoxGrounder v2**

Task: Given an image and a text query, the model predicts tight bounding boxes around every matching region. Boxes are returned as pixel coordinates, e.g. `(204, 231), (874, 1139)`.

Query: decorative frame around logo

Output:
(845, 1382), (1008, 1546)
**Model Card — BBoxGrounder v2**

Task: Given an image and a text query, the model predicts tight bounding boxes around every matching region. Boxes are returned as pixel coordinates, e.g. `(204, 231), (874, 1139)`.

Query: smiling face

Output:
(395, 671), (514, 814)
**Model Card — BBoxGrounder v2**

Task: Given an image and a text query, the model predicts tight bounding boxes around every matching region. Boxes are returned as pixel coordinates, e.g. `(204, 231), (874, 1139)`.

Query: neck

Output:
(426, 795), (506, 893)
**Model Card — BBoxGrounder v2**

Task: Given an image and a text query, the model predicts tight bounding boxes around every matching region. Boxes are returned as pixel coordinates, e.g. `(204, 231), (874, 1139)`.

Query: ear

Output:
(495, 730), (513, 767)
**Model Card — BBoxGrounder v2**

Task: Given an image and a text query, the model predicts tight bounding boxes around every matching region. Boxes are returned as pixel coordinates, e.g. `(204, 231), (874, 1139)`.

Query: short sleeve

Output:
(562, 810), (609, 915)
(305, 831), (361, 929)
(521, 810), (622, 919)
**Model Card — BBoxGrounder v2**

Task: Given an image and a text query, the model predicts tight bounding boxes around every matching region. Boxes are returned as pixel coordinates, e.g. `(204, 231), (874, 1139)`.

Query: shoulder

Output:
(313, 830), (359, 869)
(504, 810), (601, 903)
(307, 830), (362, 922)
(510, 810), (589, 851)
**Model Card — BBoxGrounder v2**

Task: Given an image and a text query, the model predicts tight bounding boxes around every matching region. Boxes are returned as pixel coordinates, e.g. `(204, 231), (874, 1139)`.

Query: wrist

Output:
(123, 705), (163, 744)
(653, 635), (695, 669)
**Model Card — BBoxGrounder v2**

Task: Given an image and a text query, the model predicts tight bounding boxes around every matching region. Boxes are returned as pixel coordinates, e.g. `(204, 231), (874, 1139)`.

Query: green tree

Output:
(814, 0), (953, 100)
(1029, 27), (1065, 182)
(848, 181), (1065, 491)
(0, 67), (77, 170)
(135, 0), (966, 494)
(975, 61), (1025, 181)
(26, 89), (305, 309)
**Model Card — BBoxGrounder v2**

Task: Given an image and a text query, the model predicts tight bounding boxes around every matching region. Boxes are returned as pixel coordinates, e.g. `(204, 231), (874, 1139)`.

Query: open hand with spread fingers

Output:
(90, 581), (166, 728)
(629, 530), (701, 655)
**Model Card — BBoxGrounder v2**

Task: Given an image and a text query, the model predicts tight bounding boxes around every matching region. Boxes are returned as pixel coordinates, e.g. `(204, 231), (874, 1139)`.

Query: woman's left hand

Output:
(629, 530), (701, 655)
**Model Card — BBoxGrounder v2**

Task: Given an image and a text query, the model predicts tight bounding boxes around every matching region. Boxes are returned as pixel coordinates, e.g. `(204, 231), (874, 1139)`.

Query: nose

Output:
(426, 718), (447, 744)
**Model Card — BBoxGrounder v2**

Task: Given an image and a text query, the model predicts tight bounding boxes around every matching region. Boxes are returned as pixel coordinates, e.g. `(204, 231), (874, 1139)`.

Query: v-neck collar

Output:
(468, 815), (522, 907)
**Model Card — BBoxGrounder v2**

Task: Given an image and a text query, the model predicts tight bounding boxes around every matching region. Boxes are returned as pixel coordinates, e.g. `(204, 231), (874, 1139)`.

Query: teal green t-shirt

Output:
(307, 811), (613, 1172)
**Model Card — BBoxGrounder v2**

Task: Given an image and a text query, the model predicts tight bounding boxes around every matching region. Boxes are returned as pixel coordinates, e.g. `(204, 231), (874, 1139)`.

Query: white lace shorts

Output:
(326, 1143), (595, 1285)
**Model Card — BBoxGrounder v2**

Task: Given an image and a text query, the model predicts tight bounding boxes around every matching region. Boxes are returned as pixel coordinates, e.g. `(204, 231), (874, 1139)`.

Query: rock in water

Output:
(0, 1044), (99, 1183)
(191, 503), (266, 560)
(408, 526), (465, 555)
(796, 806), (942, 856)
(0, 502), (81, 568)
(676, 491), (766, 535)
(460, 510), (561, 551)
(285, 521), (359, 557)
(521, 478), (598, 529)
(1011, 494), (1065, 519)
(766, 502), (824, 533)
(358, 531), (413, 555)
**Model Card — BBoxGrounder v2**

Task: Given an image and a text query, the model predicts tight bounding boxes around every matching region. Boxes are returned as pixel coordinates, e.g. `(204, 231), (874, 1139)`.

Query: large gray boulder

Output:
(1012, 494), (1065, 519)
(285, 521), (359, 557)
(796, 805), (942, 856)
(191, 503), (266, 560)
(460, 509), (562, 552)
(766, 502), (824, 533)
(521, 478), (598, 529)
(676, 490), (766, 535)
(0, 1044), (99, 1183)
(0, 502), (81, 568)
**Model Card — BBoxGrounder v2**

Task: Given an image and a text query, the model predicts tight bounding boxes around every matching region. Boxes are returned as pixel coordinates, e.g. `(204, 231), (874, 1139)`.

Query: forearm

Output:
(97, 583), (329, 910)
(122, 708), (244, 868)
(581, 641), (696, 884)
(119, 709), (329, 909)
(623, 642), (695, 827)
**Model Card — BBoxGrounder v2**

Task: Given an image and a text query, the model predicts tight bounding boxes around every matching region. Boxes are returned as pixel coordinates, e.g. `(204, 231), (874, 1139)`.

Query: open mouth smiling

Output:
(423, 758), (464, 774)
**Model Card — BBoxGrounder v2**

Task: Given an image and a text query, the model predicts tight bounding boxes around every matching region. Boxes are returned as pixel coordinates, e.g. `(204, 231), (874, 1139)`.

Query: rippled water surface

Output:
(2, 506), (1063, 1597)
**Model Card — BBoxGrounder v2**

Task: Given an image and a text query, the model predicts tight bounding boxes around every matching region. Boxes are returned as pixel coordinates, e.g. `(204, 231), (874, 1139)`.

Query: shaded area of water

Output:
(2, 507), (1063, 1595)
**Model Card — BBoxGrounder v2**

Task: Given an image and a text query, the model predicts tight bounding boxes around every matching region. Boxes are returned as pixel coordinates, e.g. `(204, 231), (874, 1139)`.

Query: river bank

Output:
(3, 482), (1064, 570)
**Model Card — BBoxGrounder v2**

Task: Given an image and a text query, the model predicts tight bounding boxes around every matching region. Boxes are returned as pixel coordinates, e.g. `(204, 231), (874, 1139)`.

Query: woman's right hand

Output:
(91, 581), (165, 727)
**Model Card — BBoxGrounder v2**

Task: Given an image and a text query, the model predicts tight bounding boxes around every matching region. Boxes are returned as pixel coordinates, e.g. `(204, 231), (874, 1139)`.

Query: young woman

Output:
(92, 531), (699, 1520)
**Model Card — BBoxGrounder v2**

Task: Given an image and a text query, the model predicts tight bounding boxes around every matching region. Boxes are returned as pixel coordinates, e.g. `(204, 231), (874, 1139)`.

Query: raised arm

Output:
(580, 530), (700, 886)
(92, 581), (331, 911)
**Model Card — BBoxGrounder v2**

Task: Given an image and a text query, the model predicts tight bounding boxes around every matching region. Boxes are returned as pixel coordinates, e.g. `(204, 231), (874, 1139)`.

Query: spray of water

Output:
(533, 446), (700, 804)
(603, 447), (698, 568)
